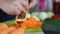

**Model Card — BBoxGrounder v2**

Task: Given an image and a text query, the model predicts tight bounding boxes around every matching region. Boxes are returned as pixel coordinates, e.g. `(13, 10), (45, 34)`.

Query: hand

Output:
(0, 23), (24, 34)
(29, 0), (38, 9)
(0, 0), (28, 15)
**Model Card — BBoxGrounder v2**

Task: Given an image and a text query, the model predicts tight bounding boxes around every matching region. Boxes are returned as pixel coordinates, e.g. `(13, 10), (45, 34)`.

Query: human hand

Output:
(0, 23), (24, 34)
(0, 0), (28, 15)
(29, 0), (38, 9)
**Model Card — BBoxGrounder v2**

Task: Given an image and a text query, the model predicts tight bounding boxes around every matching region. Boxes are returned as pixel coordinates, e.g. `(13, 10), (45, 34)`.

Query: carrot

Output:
(0, 23), (8, 31)
(14, 16), (42, 29)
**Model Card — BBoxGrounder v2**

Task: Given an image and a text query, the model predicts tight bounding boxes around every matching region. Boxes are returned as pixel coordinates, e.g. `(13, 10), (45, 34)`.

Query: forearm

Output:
(0, 0), (14, 8)
(0, 0), (7, 6)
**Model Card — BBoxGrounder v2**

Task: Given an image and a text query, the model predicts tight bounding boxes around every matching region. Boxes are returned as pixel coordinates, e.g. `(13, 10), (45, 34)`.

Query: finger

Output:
(21, 0), (28, 7)
(12, 1), (25, 13)
(10, 4), (20, 15)
(0, 3), (14, 15)
(10, 28), (24, 34)
(16, 3), (25, 11)
(29, 0), (37, 8)
(15, 9), (21, 15)
(3, 26), (16, 34)
(2, 3), (17, 15)
(0, 23), (8, 31)
(13, 7), (21, 15)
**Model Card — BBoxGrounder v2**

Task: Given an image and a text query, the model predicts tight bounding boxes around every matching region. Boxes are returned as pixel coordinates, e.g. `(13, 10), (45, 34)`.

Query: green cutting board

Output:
(2, 20), (42, 32)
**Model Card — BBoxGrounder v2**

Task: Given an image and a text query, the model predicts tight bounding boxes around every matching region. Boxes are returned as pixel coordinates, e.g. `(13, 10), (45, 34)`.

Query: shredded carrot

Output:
(14, 17), (42, 29)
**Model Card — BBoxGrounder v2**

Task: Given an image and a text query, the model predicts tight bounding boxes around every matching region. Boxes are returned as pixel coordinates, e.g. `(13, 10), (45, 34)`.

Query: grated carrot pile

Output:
(15, 17), (42, 29)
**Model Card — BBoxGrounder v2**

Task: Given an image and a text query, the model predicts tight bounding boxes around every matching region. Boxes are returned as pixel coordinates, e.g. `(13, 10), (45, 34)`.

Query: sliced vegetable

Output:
(52, 14), (60, 20)
(32, 16), (40, 21)
(38, 12), (48, 21)
(44, 18), (60, 25)
(0, 23), (8, 31)
(15, 17), (42, 29)
(31, 12), (40, 17)
(47, 12), (54, 18)
(26, 13), (31, 18)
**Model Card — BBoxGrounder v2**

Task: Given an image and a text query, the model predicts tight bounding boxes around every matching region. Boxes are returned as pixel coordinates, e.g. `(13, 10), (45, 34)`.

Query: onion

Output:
(26, 13), (31, 18)
(31, 12), (40, 17)
(38, 12), (48, 21)
(47, 12), (54, 18)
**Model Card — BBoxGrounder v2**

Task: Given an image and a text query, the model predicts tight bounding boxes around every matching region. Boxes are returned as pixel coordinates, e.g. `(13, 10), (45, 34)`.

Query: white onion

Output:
(47, 12), (54, 18)
(33, 16), (40, 21)
(31, 12), (40, 17)
(26, 13), (31, 18)
(38, 12), (48, 21)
